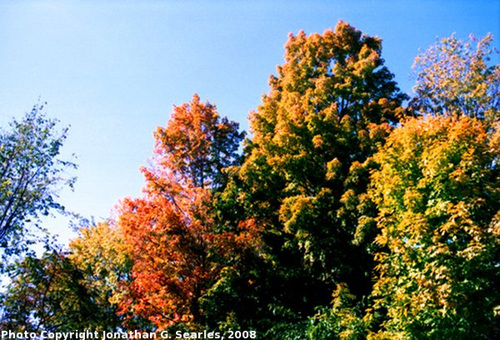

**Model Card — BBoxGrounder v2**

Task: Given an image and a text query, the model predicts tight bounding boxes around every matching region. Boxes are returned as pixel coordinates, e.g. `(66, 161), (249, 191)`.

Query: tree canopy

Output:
(117, 95), (252, 330)
(0, 103), (76, 264)
(411, 33), (499, 120)
(368, 115), (499, 339)
(0, 24), (498, 339)
(233, 20), (408, 323)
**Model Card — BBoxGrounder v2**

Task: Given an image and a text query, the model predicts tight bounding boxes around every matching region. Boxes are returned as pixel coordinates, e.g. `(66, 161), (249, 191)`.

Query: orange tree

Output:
(117, 95), (249, 330)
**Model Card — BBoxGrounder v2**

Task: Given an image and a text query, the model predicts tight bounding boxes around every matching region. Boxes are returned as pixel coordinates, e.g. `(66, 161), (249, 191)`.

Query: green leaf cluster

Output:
(0, 103), (76, 263)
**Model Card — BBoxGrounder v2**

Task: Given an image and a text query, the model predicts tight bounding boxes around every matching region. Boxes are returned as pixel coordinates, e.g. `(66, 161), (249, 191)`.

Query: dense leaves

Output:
(117, 95), (252, 330)
(1, 24), (498, 339)
(0, 222), (137, 332)
(0, 248), (100, 332)
(368, 116), (499, 339)
(224, 21), (407, 329)
(68, 221), (135, 330)
(118, 184), (217, 328)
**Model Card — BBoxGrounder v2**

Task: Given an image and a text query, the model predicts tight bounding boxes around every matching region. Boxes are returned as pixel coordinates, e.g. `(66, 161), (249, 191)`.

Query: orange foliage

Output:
(118, 185), (215, 328)
(116, 95), (253, 329)
(118, 181), (261, 329)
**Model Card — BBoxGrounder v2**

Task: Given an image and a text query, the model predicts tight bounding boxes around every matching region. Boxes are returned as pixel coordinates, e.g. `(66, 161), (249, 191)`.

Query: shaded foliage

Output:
(0, 222), (140, 332)
(0, 247), (99, 332)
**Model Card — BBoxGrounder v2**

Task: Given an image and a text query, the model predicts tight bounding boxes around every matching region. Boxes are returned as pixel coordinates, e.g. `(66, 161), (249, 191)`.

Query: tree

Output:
(68, 221), (137, 330)
(305, 284), (368, 339)
(220, 21), (407, 330)
(153, 94), (245, 189)
(411, 33), (499, 120)
(0, 247), (100, 332)
(0, 222), (146, 332)
(117, 95), (250, 330)
(118, 184), (217, 329)
(0, 103), (76, 261)
(368, 116), (499, 339)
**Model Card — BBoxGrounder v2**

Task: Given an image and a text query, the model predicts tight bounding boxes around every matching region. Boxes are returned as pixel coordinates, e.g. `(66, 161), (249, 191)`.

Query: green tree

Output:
(217, 21), (408, 331)
(368, 116), (499, 339)
(0, 103), (76, 262)
(0, 222), (147, 332)
(305, 284), (368, 340)
(411, 33), (499, 120)
(0, 247), (100, 332)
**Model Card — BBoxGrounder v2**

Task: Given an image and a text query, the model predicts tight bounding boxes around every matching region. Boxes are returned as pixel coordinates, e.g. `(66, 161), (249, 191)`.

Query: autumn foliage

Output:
(152, 94), (245, 189)
(118, 185), (214, 328)
(1, 22), (498, 338)
(116, 95), (256, 329)
(233, 22), (408, 324)
(368, 116), (499, 338)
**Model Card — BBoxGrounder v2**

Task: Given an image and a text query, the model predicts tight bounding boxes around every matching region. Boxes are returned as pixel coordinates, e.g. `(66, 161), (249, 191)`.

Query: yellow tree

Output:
(220, 21), (408, 332)
(368, 116), (499, 339)
(68, 221), (136, 330)
(1, 222), (138, 332)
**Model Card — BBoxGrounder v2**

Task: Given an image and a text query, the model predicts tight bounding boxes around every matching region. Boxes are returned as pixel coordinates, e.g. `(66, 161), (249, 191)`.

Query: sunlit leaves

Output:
(152, 94), (244, 190)
(118, 186), (217, 329)
(117, 96), (248, 329)
(68, 221), (133, 329)
(240, 20), (407, 300)
(2, 24), (498, 339)
(369, 116), (499, 339)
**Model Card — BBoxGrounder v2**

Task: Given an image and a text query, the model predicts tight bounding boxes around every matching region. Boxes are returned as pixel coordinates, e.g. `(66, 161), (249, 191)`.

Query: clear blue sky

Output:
(0, 0), (498, 244)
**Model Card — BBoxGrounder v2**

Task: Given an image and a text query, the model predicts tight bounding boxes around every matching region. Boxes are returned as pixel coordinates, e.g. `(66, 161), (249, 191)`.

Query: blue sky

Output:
(0, 0), (498, 244)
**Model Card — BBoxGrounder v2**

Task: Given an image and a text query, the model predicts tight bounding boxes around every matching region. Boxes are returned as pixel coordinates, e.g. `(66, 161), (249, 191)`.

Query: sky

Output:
(0, 0), (498, 245)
